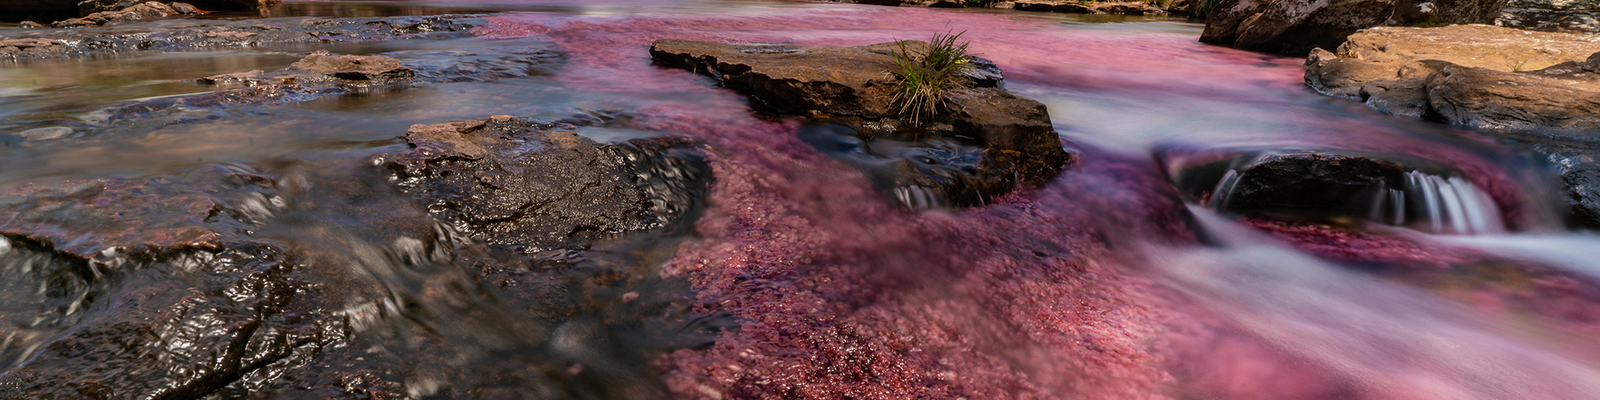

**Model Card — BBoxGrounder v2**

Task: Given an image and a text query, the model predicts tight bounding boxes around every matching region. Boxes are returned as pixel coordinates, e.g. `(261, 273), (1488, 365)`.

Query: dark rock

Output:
(1201, 0), (1509, 56)
(929, 0), (966, 7)
(1214, 153), (1411, 215)
(1013, 0), (1154, 13)
(1497, 0), (1600, 33)
(649, 39), (1070, 207)
(388, 116), (708, 252)
(853, 0), (907, 4)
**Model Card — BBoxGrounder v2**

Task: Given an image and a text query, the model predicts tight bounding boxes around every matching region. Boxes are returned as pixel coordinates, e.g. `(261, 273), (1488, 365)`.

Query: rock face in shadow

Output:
(649, 39), (1072, 208)
(1200, 0), (1508, 56)
(389, 116), (709, 252)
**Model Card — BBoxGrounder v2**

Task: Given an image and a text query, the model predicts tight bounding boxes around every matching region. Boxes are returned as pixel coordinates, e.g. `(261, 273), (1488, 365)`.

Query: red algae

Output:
(464, 5), (1599, 399)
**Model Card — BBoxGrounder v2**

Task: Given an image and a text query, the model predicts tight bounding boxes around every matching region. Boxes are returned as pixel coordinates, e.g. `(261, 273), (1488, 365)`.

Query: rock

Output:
(169, 2), (201, 14)
(929, 0), (967, 7)
(289, 51), (414, 83)
(1305, 25), (1600, 133)
(16, 126), (73, 140)
(52, 1), (180, 27)
(1497, 0), (1600, 33)
(17, 21), (44, 28)
(1201, 0), (1509, 56)
(1012, 0), (1159, 14)
(388, 116), (708, 252)
(1212, 153), (1411, 215)
(649, 39), (1070, 206)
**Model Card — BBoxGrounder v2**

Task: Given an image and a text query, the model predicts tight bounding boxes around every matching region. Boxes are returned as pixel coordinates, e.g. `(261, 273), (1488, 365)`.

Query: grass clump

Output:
(890, 30), (973, 125)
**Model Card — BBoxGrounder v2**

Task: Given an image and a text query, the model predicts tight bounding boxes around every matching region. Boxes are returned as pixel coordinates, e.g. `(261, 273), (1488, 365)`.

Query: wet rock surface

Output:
(388, 116), (709, 253)
(52, 1), (200, 28)
(1013, 0), (1168, 15)
(1303, 25), (1600, 229)
(649, 39), (1072, 208)
(0, 15), (478, 61)
(1200, 0), (1508, 56)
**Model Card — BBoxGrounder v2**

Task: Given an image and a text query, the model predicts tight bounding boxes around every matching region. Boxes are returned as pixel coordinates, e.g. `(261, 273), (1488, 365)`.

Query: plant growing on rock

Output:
(890, 30), (973, 125)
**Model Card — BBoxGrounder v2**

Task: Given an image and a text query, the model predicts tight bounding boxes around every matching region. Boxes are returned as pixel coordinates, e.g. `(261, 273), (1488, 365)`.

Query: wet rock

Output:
(388, 116), (709, 252)
(650, 39), (1071, 207)
(1201, 0), (1508, 56)
(1211, 153), (1412, 215)
(17, 21), (45, 29)
(16, 126), (73, 140)
(288, 51), (414, 83)
(0, 38), (68, 58)
(1016, 1), (1095, 12)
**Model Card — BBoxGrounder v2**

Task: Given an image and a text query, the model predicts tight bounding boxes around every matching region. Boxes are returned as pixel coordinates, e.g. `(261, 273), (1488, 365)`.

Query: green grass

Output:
(890, 30), (974, 125)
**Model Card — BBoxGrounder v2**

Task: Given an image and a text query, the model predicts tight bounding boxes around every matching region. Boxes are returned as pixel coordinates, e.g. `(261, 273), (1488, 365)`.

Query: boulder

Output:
(1497, 0), (1600, 33)
(1200, 0), (1508, 56)
(1304, 25), (1600, 134)
(388, 116), (708, 252)
(649, 39), (1070, 187)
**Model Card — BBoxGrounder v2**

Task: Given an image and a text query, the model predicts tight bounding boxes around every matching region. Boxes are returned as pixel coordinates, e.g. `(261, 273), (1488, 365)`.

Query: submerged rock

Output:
(1200, 0), (1507, 56)
(389, 116), (709, 252)
(649, 39), (1072, 208)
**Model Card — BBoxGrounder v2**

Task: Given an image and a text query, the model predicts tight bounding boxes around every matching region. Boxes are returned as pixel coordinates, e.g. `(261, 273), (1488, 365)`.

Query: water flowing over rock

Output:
(1200, 0), (1508, 56)
(1302, 25), (1600, 228)
(2, 15), (478, 61)
(649, 39), (1072, 208)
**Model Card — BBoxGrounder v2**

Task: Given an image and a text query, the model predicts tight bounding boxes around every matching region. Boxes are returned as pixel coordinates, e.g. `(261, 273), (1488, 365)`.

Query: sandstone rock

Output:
(1201, 0), (1508, 56)
(289, 51), (414, 83)
(649, 39), (1071, 206)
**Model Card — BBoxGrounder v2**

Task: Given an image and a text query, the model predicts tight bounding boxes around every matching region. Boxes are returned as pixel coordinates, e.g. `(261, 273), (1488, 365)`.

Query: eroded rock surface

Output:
(1201, 0), (1508, 56)
(389, 116), (709, 252)
(650, 39), (1071, 207)
(1497, 0), (1600, 33)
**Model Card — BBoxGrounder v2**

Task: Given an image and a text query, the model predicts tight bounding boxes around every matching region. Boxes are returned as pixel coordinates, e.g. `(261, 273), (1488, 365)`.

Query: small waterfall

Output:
(1208, 166), (1505, 235)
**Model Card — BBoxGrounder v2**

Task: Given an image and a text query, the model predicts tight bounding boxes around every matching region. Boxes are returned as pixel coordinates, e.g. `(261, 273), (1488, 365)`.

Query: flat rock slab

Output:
(650, 39), (1071, 206)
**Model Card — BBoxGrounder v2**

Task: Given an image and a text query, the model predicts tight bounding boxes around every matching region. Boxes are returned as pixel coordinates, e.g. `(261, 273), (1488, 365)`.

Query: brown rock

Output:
(650, 39), (1071, 205)
(17, 21), (45, 28)
(169, 2), (201, 14)
(1201, 0), (1508, 56)
(289, 51), (414, 82)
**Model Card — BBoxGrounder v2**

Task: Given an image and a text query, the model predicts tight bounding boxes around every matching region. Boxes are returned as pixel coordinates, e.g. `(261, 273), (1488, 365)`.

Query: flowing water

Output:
(1, 1), (1598, 398)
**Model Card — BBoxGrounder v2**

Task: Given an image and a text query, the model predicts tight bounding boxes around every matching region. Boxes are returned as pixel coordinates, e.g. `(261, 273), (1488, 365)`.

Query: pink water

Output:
(456, 4), (1600, 399)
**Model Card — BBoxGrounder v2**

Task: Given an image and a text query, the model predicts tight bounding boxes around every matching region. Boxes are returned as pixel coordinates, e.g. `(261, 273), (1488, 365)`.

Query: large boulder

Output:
(649, 39), (1071, 207)
(1200, 0), (1508, 56)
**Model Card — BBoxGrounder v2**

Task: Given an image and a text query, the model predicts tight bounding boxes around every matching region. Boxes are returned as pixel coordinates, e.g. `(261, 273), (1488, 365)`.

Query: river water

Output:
(2, 1), (1599, 398)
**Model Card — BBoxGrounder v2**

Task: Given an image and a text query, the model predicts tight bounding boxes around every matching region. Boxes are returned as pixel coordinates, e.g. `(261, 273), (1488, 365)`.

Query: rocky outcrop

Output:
(1305, 25), (1600, 133)
(389, 116), (708, 252)
(51, 1), (199, 27)
(1303, 24), (1600, 228)
(1200, 0), (1509, 56)
(649, 39), (1072, 207)
(1497, 0), (1600, 33)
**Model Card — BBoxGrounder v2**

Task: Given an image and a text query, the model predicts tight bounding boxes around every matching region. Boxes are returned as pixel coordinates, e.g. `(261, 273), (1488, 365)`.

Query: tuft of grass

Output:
(890, 30), (973, 125)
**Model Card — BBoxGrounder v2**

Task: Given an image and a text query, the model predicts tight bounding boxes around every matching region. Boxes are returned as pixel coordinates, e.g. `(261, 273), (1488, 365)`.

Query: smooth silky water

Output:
(1, 1), (1596, 398)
